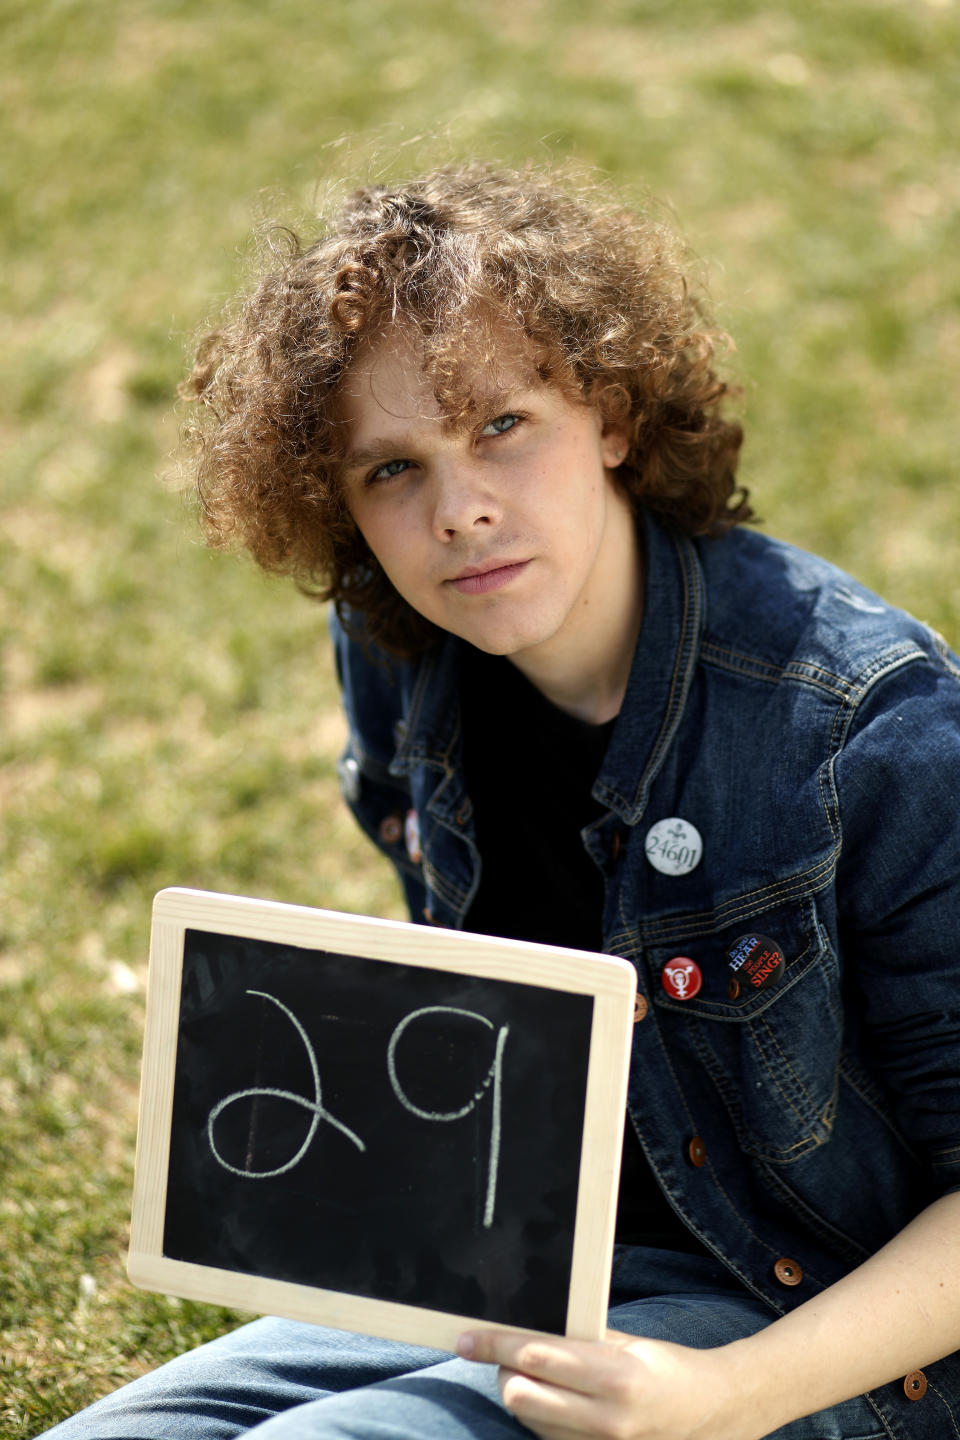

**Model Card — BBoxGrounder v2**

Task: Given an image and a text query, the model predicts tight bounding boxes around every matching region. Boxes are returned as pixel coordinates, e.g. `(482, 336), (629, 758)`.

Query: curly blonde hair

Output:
(184, 162), (749, 655)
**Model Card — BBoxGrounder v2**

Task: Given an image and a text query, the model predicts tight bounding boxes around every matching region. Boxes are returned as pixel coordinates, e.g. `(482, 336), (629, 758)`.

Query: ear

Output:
(599, 420), (630, 471)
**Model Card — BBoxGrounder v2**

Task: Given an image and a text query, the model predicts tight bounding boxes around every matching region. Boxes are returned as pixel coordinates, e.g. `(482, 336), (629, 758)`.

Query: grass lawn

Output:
(2, 0), (959, 1431)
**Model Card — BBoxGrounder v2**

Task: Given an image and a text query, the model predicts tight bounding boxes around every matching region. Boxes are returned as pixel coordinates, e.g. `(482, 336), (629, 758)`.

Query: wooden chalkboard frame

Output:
(129, 887), (636, 1349)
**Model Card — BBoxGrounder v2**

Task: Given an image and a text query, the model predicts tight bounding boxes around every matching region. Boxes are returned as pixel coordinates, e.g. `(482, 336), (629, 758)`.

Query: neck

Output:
(509, 492), (644, 725)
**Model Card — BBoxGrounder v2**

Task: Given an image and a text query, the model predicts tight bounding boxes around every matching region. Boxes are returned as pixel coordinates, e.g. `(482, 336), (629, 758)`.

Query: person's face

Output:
(337, 326), (632, 669)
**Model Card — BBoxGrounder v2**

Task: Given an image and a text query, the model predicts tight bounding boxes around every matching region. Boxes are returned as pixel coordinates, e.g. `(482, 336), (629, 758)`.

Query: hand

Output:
(456, 1328), (756, 1440)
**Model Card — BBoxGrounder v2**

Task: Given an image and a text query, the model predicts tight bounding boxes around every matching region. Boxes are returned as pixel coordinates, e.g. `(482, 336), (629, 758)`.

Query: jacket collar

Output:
(595, 513), (706, 824)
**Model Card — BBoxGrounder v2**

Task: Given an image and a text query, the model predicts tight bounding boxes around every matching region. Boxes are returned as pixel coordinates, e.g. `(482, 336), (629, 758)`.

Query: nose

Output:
(430, 461), (502, 541)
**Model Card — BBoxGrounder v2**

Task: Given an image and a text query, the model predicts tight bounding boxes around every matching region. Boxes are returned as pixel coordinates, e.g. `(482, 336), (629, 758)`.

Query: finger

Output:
(603, 1325), (649, 1352)
(458, 1331), (618, 1399)
(497, 1365), (620, 1438)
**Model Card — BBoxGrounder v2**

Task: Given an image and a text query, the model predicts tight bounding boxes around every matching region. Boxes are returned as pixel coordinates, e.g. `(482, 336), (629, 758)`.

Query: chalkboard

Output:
(129, 888), (636, 1348)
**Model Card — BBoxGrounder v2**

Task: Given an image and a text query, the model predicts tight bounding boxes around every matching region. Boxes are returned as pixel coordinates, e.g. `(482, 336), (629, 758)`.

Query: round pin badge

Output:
(661, 956), (703, 1001)
(336, 754), (361, 805)
(645, 818), (703, 876)
(726, 934), (785, 997)
(404, 808), (422, 864)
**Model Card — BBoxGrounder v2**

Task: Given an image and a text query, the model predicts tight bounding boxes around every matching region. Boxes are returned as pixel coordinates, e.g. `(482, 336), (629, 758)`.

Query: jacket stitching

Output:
(755, 1161), (872, 1265)
(689, 1021), (829, 1162)
(631, 859), (838, 945)
(836, 1060), (921, 1164)
(753, 1018), (838, 1139)
(701, 643), (859, 699)
(925, 1376), (960, 1437)
(421, 861), (468, 912)
(612, 535), (703, 820)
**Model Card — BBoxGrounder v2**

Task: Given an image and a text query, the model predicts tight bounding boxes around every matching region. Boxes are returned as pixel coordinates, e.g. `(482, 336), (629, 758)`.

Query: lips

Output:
(447, 560), (530, 596)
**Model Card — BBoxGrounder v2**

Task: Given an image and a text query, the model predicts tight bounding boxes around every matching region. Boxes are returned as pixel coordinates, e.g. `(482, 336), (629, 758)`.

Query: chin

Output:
(464, 623), (556, 659)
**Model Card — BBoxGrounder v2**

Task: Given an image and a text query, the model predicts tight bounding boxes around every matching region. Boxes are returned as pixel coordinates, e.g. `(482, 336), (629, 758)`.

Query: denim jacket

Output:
(332, 512), (960, 1438)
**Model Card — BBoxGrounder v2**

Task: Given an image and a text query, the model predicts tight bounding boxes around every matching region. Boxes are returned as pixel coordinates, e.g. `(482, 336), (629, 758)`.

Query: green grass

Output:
(2, 0), (959, 1431)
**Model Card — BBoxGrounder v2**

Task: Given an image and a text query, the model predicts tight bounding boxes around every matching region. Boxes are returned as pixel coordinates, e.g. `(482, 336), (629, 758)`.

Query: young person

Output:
(46, 163), (960, 1440)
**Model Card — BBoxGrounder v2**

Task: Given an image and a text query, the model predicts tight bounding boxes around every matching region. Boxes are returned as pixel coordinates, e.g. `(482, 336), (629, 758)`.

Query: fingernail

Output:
(457, 1333), (476, 1358)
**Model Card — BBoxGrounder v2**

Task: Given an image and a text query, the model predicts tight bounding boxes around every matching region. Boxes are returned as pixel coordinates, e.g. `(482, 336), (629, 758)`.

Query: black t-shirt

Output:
(459, 647), (705, 1251)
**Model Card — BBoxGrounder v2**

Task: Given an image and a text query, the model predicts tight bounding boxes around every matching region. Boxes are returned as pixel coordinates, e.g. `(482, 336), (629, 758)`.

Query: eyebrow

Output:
(341, 391), (541, 472)
(341, 437), (418, 472)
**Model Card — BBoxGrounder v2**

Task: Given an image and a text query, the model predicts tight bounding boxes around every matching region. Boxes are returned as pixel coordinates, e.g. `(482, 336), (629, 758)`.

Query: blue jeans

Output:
(42, 1249), (888, 1439)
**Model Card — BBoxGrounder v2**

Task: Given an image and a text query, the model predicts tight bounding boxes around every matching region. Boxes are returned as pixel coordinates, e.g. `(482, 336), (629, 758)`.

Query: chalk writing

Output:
(387, 1006), (509, 1228)
(205, 992), (508, 1226)
(206, 989), (365, 1179)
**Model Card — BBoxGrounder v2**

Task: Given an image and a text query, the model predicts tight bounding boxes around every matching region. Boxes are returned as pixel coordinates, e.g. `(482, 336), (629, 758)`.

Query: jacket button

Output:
(611, 831), (622, 861)
(903, 1370), (927, 1401)
(687, 1136), (707, 1167)
(634, 995), (648, 1023)
(379, 814), (403, 845)
(773, 1257), (803, 1287)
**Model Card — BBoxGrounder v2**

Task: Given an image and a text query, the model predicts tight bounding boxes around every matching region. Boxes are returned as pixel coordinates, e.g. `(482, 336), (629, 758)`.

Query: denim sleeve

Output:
(835, 648), (960, 1195)
(328, 607), (428, 924)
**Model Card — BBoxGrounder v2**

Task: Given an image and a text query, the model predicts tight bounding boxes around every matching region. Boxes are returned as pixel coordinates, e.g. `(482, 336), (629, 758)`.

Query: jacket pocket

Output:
(645, 895), (842, 1163)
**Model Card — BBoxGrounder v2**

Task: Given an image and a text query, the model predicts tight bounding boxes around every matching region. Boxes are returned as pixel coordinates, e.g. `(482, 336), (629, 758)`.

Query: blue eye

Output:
(480, 413), (521, 437)
(369, 458), (412, 484)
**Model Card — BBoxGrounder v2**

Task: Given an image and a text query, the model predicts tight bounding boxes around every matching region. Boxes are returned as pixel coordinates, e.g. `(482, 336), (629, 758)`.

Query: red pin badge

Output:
(661, 956), (703, 1001)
